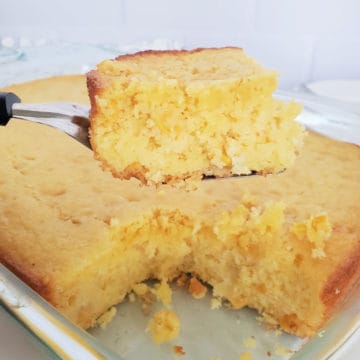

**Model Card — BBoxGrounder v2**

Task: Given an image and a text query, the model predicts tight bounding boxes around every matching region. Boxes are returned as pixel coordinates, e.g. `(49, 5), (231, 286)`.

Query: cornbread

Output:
(188, 277), (208, 299)
(95, 306), (117, 330)
(239, 352), (252, 360)
(148, 309), (180, 344)
(152, 279), (172, 306)
(87, 47), (304, 185)
(173, 345), (186, 356)
(0, 76), (359, 339)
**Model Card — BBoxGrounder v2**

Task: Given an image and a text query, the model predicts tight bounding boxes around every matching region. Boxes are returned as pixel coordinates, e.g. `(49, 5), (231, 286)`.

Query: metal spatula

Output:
(0, 92), (91, 148)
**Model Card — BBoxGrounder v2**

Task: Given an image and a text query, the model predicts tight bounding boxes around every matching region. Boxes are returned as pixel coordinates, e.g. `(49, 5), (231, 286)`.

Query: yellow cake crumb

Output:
(243, 336), (256, 348)
(291, 213), (332, 258)
(148, 309), (180, 344)
(188, 277), (208, 299)
(132, 283), (155, 315)
(176, 273), (189, 288)
(211, 297), (222, 310)
(128, 292), (136, 302)
(132, 283), (151, 297)
(239, 351), (252, 360)
(173, 345), (186, 356)
(95, 306), (117, 329)
(274, 344), (293, 356)
(152, 279), (172, 307)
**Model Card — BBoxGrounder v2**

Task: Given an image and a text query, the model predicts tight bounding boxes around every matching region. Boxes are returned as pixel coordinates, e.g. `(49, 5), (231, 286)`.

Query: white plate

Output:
(305, 80), (360, 105)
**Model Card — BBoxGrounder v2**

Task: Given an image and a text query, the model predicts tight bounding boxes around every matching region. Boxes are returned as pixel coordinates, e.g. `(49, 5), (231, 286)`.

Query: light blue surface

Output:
(0, 42), (119, 87)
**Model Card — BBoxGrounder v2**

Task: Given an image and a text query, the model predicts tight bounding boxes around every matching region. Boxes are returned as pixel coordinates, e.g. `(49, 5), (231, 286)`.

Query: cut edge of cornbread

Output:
(87, 47), (305, 185)
(2, 203), (359, 338)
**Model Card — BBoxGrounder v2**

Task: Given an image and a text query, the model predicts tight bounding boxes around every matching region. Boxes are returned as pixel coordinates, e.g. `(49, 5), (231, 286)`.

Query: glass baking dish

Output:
(0, 89), (359, 360)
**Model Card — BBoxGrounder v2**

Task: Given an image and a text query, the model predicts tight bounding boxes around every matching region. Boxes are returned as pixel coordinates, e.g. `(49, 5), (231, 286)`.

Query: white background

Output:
(0, 0), (360, 89)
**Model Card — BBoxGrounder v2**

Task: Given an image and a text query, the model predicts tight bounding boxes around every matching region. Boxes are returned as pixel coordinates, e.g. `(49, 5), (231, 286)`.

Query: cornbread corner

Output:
(87, 47), (304, 185)
(0, 76), (359, 341)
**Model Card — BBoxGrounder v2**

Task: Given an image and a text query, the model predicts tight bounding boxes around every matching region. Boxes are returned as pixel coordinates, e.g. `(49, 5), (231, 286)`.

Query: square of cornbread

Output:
(87, 47), (304, 185)
(0, 76), (359, 340)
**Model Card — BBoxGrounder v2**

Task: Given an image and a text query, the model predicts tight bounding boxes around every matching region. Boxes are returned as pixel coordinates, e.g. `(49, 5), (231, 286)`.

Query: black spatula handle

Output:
(0, 92), (21, 126)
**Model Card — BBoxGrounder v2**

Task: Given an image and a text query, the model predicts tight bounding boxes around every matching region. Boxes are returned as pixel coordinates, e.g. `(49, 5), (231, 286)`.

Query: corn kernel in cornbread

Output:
(87, 47), (304, 184)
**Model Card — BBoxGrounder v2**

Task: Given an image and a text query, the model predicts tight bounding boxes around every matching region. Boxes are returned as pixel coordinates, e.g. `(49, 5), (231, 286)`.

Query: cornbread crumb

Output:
(256, 313), (279, 331)
(211, 297), (222, 310)
(176, 273), (189, 288)
(243, 336), (256, 348)
(239, 351), (252, 360)
(318, 330), (326, 338)
(87, 47), (304, 185)
(291, 214), (332, 258)
(95, 306), (117, 329)
(274, 344), (293, 356)
(128, 292), (136, 302)
(148, 309), (180, 344)
(152, 279), (172, 307)
(173, 345), (186, 356)
(188, 277), (207, 299)
(132, 283), (155, 315)
(132, 283), (151, 297)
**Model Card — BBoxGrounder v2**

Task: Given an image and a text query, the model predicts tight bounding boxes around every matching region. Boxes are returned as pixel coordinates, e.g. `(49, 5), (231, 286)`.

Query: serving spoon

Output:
(0, 92), (91, 148)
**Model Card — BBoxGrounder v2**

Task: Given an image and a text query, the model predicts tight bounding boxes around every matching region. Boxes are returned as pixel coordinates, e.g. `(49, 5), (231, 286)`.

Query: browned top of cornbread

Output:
(0, 76), (359, 332)
(86, 46), (276, 131)
(91, 47), (275, 82)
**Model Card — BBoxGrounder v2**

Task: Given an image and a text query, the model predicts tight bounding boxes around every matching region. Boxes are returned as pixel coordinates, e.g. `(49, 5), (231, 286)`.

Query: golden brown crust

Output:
(119, 162), (149, 184)
(321, 238), (360, 321)
(86, 70), (105, 152)
(188, 277), (207, 299)
(113, 46), (243, 62)
(1, 256), (51, 301)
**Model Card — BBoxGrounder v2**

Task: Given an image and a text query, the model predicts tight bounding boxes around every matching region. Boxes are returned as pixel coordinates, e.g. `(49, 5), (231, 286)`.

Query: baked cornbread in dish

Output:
(0, 76), (359, 340)
(87, 47), (304, 185)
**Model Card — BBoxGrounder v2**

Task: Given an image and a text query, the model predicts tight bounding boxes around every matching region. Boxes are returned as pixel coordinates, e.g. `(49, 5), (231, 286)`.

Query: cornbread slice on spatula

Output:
(87, 47), (304, 185)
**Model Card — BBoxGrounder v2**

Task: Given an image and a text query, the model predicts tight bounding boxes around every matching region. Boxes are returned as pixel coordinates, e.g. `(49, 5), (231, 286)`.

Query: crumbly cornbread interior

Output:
(0, 76), (359, 340)
(88, 48), (304, 184)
